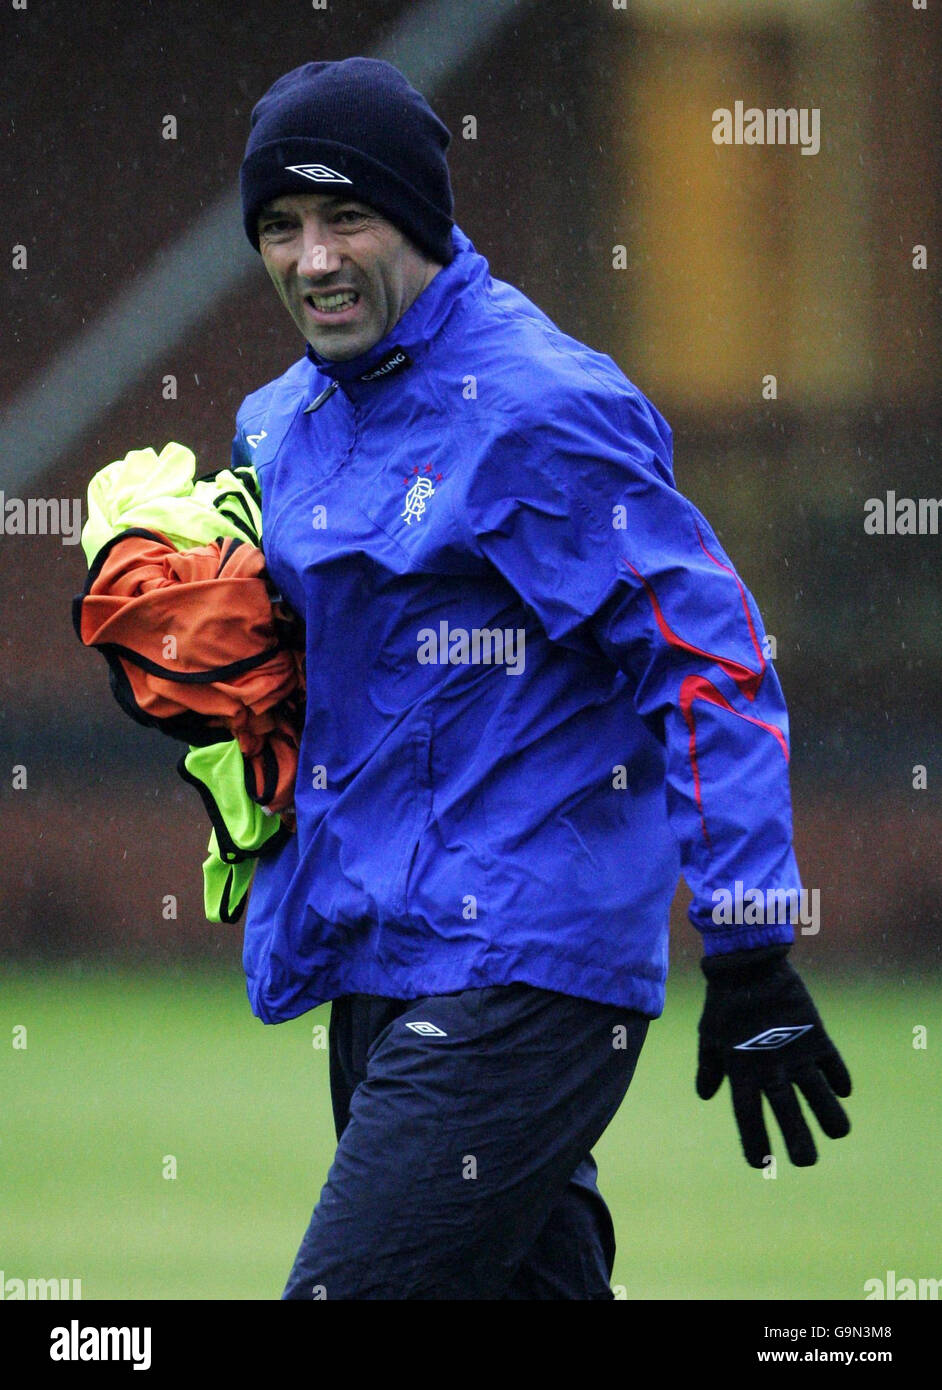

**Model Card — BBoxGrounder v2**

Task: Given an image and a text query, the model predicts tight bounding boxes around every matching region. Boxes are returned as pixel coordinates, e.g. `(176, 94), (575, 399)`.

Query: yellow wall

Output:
(606, 4), (933, 409)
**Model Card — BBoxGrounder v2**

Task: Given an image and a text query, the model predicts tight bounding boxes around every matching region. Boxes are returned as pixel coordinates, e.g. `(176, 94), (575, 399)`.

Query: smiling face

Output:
(257, 193), (443, 362)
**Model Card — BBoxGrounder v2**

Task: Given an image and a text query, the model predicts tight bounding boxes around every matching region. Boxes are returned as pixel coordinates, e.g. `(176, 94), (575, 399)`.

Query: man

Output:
(234, 57), (852, 1300)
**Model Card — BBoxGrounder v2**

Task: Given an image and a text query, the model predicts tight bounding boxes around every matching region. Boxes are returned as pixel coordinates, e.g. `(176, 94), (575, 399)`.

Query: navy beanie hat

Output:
(240, 58), (455, 265)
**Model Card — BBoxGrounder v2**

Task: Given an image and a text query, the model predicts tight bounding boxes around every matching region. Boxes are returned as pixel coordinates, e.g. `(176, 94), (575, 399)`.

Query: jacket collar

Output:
(302, 225), (485, 396)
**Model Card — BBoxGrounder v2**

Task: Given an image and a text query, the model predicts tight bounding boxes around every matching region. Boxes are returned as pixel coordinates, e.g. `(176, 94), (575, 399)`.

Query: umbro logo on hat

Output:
(285, 163), (353, 184)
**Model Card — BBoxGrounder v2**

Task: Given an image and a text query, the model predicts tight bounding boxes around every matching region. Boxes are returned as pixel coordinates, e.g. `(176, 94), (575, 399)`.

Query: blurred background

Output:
(2, 0), (940, 1300)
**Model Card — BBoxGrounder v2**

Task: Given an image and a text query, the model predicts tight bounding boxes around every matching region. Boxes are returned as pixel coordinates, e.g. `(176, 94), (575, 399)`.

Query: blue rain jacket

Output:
(234, 225), (799, 1024)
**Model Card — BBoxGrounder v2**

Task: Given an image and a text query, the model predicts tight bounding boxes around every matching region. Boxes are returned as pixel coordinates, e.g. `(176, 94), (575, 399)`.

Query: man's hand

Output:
(696, 944), (852, 1168)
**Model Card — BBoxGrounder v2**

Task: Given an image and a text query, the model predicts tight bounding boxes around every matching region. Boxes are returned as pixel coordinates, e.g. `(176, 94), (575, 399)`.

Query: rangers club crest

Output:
(401, 462), (444, 525)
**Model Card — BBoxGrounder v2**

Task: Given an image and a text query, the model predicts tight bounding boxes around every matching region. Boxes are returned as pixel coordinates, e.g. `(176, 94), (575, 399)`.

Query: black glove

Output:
(696, 944), (852, 1168)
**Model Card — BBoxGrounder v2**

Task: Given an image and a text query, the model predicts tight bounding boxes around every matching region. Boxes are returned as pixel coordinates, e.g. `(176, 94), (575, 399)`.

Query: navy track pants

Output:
(282, 982), (649, 1300)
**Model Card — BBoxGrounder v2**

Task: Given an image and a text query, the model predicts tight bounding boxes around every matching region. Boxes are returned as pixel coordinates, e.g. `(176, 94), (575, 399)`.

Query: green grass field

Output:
(2, 964), (938, 1300)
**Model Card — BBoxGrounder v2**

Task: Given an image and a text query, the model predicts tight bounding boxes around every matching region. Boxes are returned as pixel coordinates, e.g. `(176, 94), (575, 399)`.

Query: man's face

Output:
(257, 193), (442, 362)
